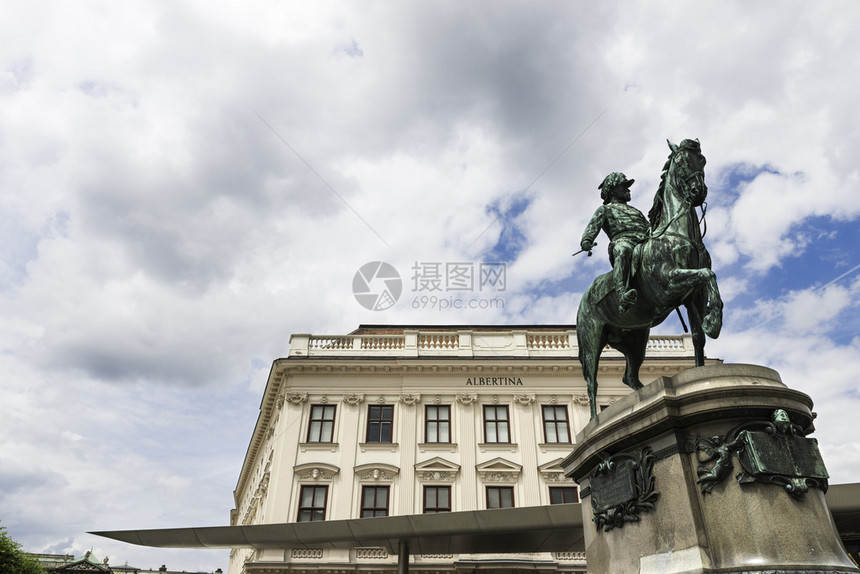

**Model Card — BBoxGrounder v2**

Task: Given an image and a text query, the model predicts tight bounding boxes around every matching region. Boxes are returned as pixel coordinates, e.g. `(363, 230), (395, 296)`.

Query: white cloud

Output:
(2, 1), (860, 571)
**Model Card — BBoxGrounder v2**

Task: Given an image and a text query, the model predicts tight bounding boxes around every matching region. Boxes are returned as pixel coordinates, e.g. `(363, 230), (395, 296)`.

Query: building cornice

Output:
(272, 357), (714, 376)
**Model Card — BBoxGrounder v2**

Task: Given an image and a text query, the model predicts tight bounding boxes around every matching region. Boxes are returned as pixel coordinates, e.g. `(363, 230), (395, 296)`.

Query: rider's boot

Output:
(613, 254), (637, 313)
(619, 289), (638, 313)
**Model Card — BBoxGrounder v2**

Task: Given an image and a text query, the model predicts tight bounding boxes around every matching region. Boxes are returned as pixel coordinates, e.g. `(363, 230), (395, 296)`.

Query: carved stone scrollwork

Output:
(482, 471), (516, 483)
(589, 447), (659, 532)
(358, 468), (397, 481)
(400, 394), (421, 406)
(543, 472), (570, 483)
(572, 394), (590, 406)
(456, 394), (477, 406)
(285, 392), (308, 405)
(342, 394), (365, 406)
(513, 394), (536, 406)
(420, 471), (454, 482)
(254, 472), (270, 497)
(298, 467), (333, 481)
(695, 409), (828, 500)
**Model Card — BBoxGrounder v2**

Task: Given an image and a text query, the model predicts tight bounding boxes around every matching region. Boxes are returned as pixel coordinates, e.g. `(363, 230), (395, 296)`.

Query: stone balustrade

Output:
(289, 329), (695, 359)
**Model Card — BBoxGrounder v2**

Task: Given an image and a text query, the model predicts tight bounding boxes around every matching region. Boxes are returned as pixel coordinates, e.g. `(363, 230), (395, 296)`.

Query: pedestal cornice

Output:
(562, 364), (814, 482)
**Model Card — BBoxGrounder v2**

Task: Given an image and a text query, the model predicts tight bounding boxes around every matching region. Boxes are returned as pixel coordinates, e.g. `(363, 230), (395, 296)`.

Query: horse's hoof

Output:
(704, 309), (722, 338)
(623, 378), (644, 390)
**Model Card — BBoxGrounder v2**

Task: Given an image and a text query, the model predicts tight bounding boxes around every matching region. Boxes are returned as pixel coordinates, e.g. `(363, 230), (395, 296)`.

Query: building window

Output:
(307, 405), (336, 443)
(366, 405), (394, 443)
(483, 405), (510, 443)
(361, 485), (390, 517)
(542, 405), (571, 443)
(425, 405), (451, 443)
(549, 486), (579, 504)
(486, 486), (514, 508)
(423, 485), (451, 513)
(297, 485), (328, 522)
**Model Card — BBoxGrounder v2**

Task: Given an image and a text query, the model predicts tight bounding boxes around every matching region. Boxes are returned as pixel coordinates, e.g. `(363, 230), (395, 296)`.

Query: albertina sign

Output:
(465, 377), (524, 386)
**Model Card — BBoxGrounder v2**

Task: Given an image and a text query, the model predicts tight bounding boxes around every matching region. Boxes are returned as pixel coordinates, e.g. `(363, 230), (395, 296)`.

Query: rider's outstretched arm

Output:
(580, 206), (605, 251)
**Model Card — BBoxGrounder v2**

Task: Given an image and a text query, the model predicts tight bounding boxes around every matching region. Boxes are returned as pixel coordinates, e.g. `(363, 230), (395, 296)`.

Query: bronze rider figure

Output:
(580, 172), (650, 313)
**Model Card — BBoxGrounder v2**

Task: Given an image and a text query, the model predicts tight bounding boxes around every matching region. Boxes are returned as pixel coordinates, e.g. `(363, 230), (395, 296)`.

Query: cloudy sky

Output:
(2, 1), (860, 571)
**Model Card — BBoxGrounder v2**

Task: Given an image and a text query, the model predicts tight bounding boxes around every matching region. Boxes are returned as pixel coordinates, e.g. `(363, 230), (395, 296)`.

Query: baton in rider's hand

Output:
(572, 242), (597, 257)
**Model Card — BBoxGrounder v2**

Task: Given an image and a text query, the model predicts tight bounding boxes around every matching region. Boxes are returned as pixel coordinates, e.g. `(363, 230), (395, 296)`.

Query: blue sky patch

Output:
(710, 162), (781, 206)
(726, 215), (860, 302)
(481, 193), (533, 263)
(530, 270), (590, 299)
(717, 214), (860, 342)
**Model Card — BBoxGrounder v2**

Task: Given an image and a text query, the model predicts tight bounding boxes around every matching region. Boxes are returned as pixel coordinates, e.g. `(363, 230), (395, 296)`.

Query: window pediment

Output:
(354, 463), (400, 482)
(476, 457), (522, 483)
(538, 458), (575, 483)
(294, 462), (340, 481)
(415, 456), (460, 482)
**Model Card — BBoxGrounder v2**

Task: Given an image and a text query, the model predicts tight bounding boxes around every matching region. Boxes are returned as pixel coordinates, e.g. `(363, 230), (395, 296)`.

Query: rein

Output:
(649, 199), (691, 239)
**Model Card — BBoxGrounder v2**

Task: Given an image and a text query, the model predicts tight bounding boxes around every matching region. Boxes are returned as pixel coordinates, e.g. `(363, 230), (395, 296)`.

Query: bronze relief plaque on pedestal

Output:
(587, 448), (658, 532)
(696, 409), (829, 499)
(591, 459), (637, 514)
(739, 431), (828, 479)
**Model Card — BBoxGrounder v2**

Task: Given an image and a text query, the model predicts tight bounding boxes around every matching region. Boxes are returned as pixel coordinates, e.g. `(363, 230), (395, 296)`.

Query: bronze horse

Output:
(576, 139), (723, 419)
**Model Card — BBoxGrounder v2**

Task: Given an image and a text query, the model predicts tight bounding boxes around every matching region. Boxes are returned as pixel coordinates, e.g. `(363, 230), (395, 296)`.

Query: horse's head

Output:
(666, 138), (707, 207)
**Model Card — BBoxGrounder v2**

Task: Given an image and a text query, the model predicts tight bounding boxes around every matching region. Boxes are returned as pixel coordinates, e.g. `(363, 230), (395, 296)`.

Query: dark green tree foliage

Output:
(0, 523), (47, 574)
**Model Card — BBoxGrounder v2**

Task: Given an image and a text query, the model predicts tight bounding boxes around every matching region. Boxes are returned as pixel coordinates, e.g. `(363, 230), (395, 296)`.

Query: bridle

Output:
(649, 151), (709, 240)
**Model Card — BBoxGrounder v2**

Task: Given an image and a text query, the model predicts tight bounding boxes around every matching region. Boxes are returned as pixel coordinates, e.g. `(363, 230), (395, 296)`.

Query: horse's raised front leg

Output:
(664, 267), (713, 300)
(666, 266), (722, 338)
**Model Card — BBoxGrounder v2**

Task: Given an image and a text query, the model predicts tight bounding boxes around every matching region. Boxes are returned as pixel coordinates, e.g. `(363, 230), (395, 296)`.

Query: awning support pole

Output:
(398, 541), (409, 574)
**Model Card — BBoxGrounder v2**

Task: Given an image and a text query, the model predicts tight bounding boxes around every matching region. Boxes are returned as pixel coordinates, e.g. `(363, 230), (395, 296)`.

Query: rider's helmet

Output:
(599, 172), (635, 204)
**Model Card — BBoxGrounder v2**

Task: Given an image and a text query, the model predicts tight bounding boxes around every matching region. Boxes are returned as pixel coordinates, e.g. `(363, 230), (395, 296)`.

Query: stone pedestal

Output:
(561, 364), (859, 574)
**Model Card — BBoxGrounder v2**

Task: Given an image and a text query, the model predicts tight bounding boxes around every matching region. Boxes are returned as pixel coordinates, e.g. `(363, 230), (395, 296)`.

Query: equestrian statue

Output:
(576, 138), (723, 419)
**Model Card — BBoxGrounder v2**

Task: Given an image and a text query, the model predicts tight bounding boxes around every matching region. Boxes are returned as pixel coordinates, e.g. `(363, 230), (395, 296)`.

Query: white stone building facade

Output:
(228, 325), (715, 574)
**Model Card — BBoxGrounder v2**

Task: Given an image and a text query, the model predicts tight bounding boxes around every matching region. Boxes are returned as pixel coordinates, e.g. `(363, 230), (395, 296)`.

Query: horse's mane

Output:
(648, 156), (672, 228)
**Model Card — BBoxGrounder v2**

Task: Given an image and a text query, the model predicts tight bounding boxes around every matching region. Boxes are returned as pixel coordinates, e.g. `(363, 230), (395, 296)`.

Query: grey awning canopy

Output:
(91, 504), (585, 555)
(90, 483), (860, 556)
